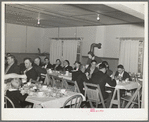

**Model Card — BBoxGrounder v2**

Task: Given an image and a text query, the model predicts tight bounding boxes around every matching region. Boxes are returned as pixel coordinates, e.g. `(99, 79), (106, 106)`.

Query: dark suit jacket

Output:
(33, 64), (47, 75)
(63, 66), (73, 72)
(42, 63), (53, 69)
(85, 67), (99, 79)
(89, 71), (116, 99)
(25, 67), (39, 82)
(115, 71), (132, 81)
(52, 64), (63, 71)
(87, 56), (102, 65)
(106, 69), (113, 76)
(6, 90), (28, 108)
(72, 70), (82, 81)
(75, 72), (88, 95)
(6, 63), (20, 74)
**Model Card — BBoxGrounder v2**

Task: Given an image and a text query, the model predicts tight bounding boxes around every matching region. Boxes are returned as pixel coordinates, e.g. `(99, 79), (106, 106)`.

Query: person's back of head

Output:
(117, 64), (124, 69)
(102, 61), (109, 69)
(99, 63), (106, 74)
(80, 64), (86, 73)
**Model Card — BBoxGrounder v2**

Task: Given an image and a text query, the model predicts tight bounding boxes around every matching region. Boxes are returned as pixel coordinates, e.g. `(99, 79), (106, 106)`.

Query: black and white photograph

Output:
(1, 1), (148, 121)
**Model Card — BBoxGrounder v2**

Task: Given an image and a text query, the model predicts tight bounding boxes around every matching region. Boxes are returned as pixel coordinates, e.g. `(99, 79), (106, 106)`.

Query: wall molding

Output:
(82, 56), (119, 60)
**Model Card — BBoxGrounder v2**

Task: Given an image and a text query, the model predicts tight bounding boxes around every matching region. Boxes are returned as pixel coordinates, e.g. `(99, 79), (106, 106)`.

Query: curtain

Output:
(119, 39), (139, 73)
(62, 40), (78, 66)
(50, 39), (62, 64)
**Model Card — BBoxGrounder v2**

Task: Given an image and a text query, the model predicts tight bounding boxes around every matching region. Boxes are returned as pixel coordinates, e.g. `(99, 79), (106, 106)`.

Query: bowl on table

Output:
(42, 85), (48, 90)
(37, 92), (45, 97)
(60, 89), (67, 95)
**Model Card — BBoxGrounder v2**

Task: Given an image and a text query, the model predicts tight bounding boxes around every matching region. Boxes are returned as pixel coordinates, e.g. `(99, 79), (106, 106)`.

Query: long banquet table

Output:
(44, 71), (140, 108)
(25, 89), (85, 108)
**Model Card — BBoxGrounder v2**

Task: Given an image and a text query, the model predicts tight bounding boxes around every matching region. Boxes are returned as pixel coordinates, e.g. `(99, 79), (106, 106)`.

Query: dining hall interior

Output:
(2, 2), (148, 118)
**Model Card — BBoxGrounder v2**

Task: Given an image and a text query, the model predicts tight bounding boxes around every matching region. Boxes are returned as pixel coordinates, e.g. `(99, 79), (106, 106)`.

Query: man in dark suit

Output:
(63, 60), (73, 72)
(5, 55), (20, 74)
(85, 60), (99, 80)
(90, 63), (116, 101)
(24, 58), (39, 82)
(72, 64), (88, 94)
(42, 57), (53, 69)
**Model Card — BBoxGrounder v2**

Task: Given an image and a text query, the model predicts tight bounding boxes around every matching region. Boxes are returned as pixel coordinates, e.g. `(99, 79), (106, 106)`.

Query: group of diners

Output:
(4, 53), (132, 108)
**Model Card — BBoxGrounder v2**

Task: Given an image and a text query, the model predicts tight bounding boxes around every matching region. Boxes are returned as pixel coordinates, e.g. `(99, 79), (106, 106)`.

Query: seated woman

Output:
(52, 59), (63, 71)
(115, 64), (132, 81)
(5, 78), (29, 108)
(62, 60), (73, 72)
(42, 57), (53, 69)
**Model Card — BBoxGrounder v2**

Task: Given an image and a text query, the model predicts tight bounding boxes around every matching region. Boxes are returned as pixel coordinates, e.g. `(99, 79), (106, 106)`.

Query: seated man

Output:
(89, 63), (116, 107)
(85, 60), (99, 80)
(72, 61), (81, 71)
(34, 57), (43, 67)
(24, 58), (40, 82)
(52, 59), (63, 71)
(75, 64), (88, 95)
(62, 60), (73, 72)
(5, 55), (20, 74)
(102, 61), (113, 77)
(115, 64), (132, 81)
(42, 57), (53, 69)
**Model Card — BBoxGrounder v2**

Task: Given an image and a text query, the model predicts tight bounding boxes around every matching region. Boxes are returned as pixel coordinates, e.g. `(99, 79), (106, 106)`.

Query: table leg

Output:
(117, 89), (120, 108)
(109, 88), (121, 108)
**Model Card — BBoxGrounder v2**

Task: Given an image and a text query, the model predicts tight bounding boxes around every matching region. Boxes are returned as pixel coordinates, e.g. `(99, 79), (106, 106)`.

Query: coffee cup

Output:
(42, 85), (47, 90)
(65, 71), (69, 76)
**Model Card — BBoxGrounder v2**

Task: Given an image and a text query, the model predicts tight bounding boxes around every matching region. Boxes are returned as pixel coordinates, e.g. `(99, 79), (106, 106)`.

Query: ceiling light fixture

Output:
(97, 14), (100, 21)
(37, 19), (40, 24)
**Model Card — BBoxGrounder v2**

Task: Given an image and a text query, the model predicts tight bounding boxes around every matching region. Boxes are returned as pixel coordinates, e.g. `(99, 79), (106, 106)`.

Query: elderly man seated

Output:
(24, 58), (47, 83)
(5, 55), (20, 74)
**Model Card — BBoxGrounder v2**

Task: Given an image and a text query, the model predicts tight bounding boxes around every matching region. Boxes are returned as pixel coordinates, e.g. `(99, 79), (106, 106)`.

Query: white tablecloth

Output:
(106, 81), (140, 90)
(26, 91), (85, 108)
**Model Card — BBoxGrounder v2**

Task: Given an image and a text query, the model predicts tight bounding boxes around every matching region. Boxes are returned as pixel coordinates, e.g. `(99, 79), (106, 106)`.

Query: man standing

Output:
(5, 55), (20, 74)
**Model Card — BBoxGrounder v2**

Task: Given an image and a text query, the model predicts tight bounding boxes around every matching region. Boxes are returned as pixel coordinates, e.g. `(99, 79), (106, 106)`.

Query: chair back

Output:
(4, 96), (15, 108)
(62, 79), (80, 93)
(63, 94), (83, 108)
(83, 82), (106, 108)
(50, 75), (62, 88)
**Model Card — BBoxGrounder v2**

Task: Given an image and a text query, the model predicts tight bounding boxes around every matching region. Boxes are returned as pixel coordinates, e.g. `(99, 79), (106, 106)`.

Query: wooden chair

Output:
(63, 94), (83, 108)
(51, 75), (63, 88)
(4, 96), (15, 108)
(121, 84), (142, 108)
(62, 79), (80, 93)
(83, 82), (106, 108)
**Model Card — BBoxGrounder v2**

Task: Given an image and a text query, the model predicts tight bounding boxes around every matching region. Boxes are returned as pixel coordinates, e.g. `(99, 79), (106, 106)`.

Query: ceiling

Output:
(5, 3), (144, 28)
